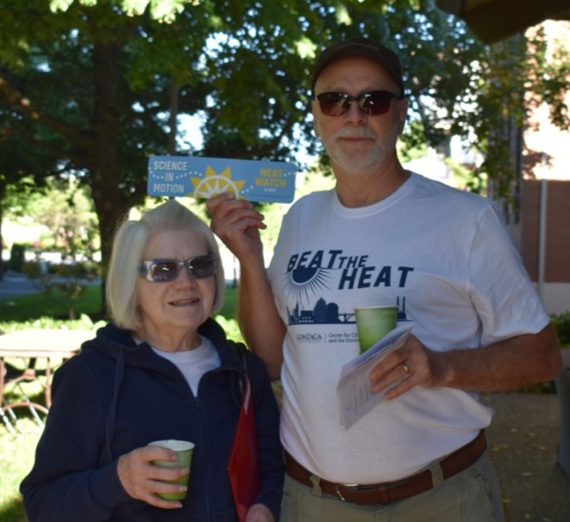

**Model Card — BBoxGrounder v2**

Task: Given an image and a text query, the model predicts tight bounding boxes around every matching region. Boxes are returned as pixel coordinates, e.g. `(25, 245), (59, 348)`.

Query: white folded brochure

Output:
(337, 324), (414, 429)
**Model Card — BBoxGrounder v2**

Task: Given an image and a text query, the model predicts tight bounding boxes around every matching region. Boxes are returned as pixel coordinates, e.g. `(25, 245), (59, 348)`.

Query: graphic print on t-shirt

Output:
(283, 248), (412, 326)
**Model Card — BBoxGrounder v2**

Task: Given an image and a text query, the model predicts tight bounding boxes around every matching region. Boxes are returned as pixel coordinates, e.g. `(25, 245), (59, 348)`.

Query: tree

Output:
(0, 174), (43, 280)
(11, 177), (99, 260)
(1, 0), (387, 270)
(1, 0), (207, 268)
(1, 0), (567, 304)
(0, 0), (431, 281)
(3, 176), (100, 318)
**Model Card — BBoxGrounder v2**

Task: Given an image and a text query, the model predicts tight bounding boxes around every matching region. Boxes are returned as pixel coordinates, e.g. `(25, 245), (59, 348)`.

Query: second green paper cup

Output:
(355, 306), (398, 353)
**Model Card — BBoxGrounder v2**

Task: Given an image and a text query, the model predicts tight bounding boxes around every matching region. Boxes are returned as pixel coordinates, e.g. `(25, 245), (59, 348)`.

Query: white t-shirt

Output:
(151, 336), (220, 396)
(268, 172), (549, 484)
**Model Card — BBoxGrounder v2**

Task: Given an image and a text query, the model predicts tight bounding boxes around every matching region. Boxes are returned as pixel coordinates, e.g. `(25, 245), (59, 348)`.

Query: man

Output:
(208, 37), (561, 522)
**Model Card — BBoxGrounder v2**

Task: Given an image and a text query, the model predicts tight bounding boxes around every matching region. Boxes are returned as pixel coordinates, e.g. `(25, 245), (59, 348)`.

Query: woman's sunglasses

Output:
(314, 90), (403, 117)
(139, 254), (217, 283)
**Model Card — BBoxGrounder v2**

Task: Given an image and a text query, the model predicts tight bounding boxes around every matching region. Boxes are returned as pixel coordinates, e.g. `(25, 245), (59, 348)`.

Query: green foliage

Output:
(1, 178), (43, 217)
(23, 261), (101, 319)
(213, 314), (244, 345)
(445, 158), (487, 194)
(551, 312), (570, 346)
(51, 0), (191, 22)
(0, 0), (568, 290)
(0, 427), (40, 522)
(461, 30), (568, 200)
(47, 262), (100, 279)
(0, 314), (106, 334)
(4, 177), (99, 260)
(398, 119), (428, 163)
(394, 6), (570, 201)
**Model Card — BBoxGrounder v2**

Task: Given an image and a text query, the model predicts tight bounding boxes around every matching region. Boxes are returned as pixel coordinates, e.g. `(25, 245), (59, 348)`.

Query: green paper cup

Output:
(148, 439), (194, 500)
(355, 306), (398, 353)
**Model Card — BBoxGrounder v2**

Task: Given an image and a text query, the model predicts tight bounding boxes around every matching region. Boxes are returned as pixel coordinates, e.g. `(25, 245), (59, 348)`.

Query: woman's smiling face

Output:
(135, 228), (216, 343)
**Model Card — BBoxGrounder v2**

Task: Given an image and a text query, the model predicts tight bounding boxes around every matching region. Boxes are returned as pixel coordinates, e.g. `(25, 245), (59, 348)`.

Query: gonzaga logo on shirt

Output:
(294, 331), (360, 345)
(295, 332), (324, 343)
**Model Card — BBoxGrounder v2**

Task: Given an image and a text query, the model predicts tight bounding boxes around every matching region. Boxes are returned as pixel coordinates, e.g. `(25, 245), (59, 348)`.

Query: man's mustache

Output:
(333, 128), (377, 139)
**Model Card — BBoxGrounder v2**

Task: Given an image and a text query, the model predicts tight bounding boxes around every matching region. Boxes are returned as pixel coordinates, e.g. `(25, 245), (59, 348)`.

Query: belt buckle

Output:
(335, 483), (359, 502)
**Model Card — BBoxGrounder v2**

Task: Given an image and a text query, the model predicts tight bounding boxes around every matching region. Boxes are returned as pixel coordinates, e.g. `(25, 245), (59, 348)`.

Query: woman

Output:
(21, 200), (283, 522)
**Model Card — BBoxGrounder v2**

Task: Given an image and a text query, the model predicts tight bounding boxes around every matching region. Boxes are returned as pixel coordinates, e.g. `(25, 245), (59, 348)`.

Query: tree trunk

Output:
(169, 80), (179, 155)
(0, 198), (4, 281)
(89, 42), (131, 313)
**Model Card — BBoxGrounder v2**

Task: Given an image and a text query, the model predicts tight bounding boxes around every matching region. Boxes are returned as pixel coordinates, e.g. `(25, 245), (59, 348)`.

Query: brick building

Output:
(519, 21), (570, 314)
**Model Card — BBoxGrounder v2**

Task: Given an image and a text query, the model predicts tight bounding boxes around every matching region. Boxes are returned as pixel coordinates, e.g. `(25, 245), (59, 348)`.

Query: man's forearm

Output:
(238, 263), (285, 381)
(372, 324), (562, 399)
(432, 323), (562, 392)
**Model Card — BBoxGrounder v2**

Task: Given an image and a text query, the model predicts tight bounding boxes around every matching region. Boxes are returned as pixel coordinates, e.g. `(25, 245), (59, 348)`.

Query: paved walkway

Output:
(483, 392), (570, 522)
(0, 271), (99, 301)
(0, 271), (44, 300)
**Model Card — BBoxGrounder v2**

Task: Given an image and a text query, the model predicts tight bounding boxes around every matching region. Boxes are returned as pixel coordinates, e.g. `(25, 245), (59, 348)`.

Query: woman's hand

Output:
(117, 446), (189, 509)
(245, 503), (274, 522)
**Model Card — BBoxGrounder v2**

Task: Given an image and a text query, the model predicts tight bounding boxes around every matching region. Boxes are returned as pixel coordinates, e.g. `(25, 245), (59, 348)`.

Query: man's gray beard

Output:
(324, 127), (400, 175)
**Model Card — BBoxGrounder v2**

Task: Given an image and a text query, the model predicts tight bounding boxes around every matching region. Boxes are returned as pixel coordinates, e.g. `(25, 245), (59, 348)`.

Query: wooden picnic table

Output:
(0, 329), (93, 434)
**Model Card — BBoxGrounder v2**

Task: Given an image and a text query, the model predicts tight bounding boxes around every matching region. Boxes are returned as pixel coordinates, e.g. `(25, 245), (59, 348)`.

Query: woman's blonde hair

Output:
(105, 200), (225, 331)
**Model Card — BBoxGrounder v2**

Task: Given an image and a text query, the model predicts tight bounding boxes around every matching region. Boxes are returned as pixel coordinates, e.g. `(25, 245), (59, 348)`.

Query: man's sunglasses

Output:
(139, 254), (217, 283)
(314, 90), (403, 117)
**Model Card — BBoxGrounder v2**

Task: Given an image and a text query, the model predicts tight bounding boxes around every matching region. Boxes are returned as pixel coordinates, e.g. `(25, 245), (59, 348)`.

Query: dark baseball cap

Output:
(311, 37), (405, 97)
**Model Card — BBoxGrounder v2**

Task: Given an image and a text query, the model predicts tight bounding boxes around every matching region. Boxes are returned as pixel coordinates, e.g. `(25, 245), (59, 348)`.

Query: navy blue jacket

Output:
(21, 319), (284, 521)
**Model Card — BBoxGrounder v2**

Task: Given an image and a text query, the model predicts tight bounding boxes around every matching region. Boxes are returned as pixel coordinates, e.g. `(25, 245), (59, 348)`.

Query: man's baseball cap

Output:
(311, 37), (405, 97)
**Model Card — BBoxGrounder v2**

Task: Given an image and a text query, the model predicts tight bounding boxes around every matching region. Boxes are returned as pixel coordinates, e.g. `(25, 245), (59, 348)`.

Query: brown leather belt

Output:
(284, 430), (487, 505)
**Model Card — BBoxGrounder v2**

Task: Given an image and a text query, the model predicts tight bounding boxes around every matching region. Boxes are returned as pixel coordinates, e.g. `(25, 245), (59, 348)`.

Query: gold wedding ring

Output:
(402, 363), (410, 375)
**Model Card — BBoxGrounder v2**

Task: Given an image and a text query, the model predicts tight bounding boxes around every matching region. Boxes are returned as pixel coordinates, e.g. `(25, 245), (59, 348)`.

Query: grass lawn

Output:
(0, 283), (239, 324)
(0, 283), (240, 521)
(0, 415), (42, 522)
(0, 285), (103, 322)
(0, 364), (46, 522)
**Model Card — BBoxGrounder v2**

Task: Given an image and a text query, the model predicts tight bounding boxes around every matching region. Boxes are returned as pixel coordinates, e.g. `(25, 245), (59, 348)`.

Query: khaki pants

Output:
(281, 452), (505, 522)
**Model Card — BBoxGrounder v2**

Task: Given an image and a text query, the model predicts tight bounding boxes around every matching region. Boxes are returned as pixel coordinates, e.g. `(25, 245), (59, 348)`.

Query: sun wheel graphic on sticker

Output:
(190, 166), (246, 199)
